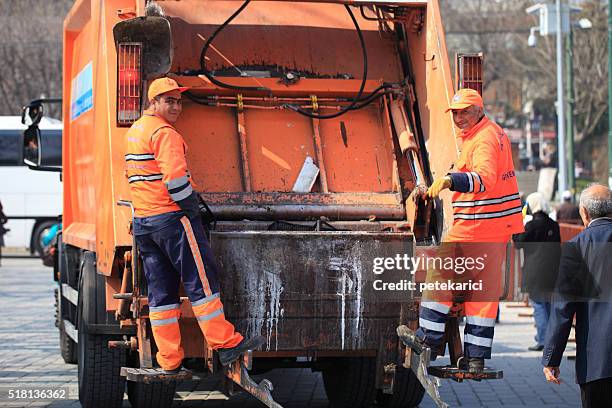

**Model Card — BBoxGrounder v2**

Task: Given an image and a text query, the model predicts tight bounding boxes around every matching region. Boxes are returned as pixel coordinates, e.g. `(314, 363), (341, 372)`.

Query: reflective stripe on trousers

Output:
(192, 294), (242, 350)
(149, 306), (183, 370)
(416, 301), (451, 347)
(463, 301), (498, 358)
(179, 216), (212, 297)
(416, 301), (498, 359)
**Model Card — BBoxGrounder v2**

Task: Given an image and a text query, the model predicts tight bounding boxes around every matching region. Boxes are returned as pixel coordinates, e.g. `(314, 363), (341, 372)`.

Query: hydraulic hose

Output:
(198, 2), (392, 118)
(283, 5), (368, 120)
(199, 0), (269, 92)
(349, 89), (394, 110)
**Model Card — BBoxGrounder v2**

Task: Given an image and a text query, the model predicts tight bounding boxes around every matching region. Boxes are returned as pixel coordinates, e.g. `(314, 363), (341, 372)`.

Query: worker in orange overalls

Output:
(413, 88), (524, 373)
(125, 77), (263, 373)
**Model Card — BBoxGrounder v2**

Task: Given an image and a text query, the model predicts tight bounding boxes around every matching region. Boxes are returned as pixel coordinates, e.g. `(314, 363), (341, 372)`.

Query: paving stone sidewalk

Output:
(0, 258), (581, 407)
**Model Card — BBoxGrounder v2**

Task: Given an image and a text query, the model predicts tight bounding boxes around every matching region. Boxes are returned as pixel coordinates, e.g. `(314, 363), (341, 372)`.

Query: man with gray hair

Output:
(542, 184), (612, 407)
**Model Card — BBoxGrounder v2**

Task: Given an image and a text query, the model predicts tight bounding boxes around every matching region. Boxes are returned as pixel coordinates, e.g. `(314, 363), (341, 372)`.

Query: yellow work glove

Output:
(427, 176), (452, 198)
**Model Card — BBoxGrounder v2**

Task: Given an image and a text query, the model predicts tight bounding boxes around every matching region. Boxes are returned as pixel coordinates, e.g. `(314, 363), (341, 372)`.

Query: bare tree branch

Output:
(441, 0), (608, 180)
(0, 0), (72, 119)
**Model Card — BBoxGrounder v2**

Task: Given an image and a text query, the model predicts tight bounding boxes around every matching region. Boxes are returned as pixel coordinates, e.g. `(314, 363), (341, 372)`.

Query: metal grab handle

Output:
(499, 242), (512, 300)
(116, 199), (141, 309)
(117, 199), (135, 218)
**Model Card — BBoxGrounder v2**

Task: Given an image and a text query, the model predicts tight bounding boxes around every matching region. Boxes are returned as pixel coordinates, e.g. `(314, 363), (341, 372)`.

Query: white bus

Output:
(0, 116), (62, 255)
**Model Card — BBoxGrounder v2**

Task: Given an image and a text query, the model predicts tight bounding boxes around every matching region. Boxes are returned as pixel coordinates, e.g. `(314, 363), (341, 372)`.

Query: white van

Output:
(0, 116), (62, 255)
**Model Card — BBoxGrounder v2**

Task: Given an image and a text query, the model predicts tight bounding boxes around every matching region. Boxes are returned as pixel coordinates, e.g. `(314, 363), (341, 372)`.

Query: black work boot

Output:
(467, 357), (484, 374)
(217, 336), (265, 366)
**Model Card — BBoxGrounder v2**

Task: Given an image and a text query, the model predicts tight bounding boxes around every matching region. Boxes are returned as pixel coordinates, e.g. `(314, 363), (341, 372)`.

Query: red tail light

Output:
(117, 42), (142, 126)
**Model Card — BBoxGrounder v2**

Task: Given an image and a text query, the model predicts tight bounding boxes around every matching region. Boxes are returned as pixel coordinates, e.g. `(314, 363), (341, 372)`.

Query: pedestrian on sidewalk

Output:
(513, 192), (561, 351)
(542, 184), (612, 408)
(556, 190), (582, 225)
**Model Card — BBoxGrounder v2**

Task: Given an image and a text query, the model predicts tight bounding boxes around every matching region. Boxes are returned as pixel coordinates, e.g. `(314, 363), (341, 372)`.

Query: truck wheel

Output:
(77, 251), (126, 408)
(127, 380), (177, 408)
(59, 322), (77, 364)
(376, 366), (425, 408)
(32, 220), (57, 256)
(58, 313), (77, 364)
(57, 234), (77, 364)
(322, 357), (376, 408)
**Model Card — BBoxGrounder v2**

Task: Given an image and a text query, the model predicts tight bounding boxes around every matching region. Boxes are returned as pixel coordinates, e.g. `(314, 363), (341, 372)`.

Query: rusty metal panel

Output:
(177, 82), (399, 197)
(211, 231), (416, 352)
(319, 104), (396, 192)
(245, 109), (317, 192)
(179, 105), (244, 192)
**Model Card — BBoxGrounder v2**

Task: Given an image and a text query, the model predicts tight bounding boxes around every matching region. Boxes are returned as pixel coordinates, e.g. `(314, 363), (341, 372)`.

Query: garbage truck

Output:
(22, 1), (486, 407)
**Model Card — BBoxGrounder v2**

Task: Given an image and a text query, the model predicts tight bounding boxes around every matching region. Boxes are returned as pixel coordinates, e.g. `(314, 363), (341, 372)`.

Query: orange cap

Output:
(445, 88), (483, 112)
(148, 77), (189, 101)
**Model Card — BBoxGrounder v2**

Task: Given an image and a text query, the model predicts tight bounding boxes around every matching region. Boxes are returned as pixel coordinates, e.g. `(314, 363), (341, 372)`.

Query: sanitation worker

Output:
(125, 77), (263, 373)
(411, 88), (524, 373)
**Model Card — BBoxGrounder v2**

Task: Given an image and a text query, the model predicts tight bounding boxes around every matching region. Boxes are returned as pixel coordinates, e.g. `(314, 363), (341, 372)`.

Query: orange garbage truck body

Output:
(38, 1), (463, 407)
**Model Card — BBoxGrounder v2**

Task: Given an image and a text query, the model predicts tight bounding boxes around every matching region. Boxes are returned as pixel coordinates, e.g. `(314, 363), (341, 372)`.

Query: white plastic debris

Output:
(292, 156), (319, 192)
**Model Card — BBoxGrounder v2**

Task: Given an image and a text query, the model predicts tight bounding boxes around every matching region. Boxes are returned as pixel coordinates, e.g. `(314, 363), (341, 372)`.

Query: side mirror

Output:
(22, 103), (44, 127)
(23, 125), (62, 170)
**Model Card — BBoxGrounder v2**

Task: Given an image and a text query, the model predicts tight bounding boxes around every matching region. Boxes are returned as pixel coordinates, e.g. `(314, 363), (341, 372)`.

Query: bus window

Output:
(40, 129), (62, 167)
(0, 116), (62, 255)
(0, 130), (22, 166)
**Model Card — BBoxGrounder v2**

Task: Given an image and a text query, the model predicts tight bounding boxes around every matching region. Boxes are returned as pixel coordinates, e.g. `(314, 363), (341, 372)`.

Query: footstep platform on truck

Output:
(397, 325), (503, 408)
(120, 350), (284, 408)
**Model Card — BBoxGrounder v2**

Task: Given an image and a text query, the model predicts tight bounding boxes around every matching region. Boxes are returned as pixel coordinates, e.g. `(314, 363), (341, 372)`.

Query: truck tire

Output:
(57, 234), (77, 364)
(127, 380), (177, 408)
(322, 357), (376, 408)
(376, 366), (425, 408)
(59, 318), (77, 364)
(54, 287), (76, 364)
(32, 220), (57, 256)
(77, 251), (126, 408)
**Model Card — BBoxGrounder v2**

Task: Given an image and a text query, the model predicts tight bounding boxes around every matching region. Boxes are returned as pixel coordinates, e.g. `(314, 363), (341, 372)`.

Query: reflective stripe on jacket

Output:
(125, 111), (194, 217)
(447, 117), (524, 240)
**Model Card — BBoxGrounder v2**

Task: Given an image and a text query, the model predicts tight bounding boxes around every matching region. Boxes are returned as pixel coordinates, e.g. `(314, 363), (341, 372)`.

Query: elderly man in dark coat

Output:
(542, 184), (612, 408)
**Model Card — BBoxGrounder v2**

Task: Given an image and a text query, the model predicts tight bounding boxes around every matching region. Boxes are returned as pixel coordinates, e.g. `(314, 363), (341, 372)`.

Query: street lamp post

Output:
(527, 2), (568, 198)
(566, 17), (592, 195)
(566, 27), (575, 194)
(555, 0), (567, 197)
(527, 2), (592, 197)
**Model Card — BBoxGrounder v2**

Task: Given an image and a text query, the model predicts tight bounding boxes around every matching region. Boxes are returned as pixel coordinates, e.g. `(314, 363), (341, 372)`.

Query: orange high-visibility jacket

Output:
(447, 116), (524, 240)
(125, 111), (195, 217)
